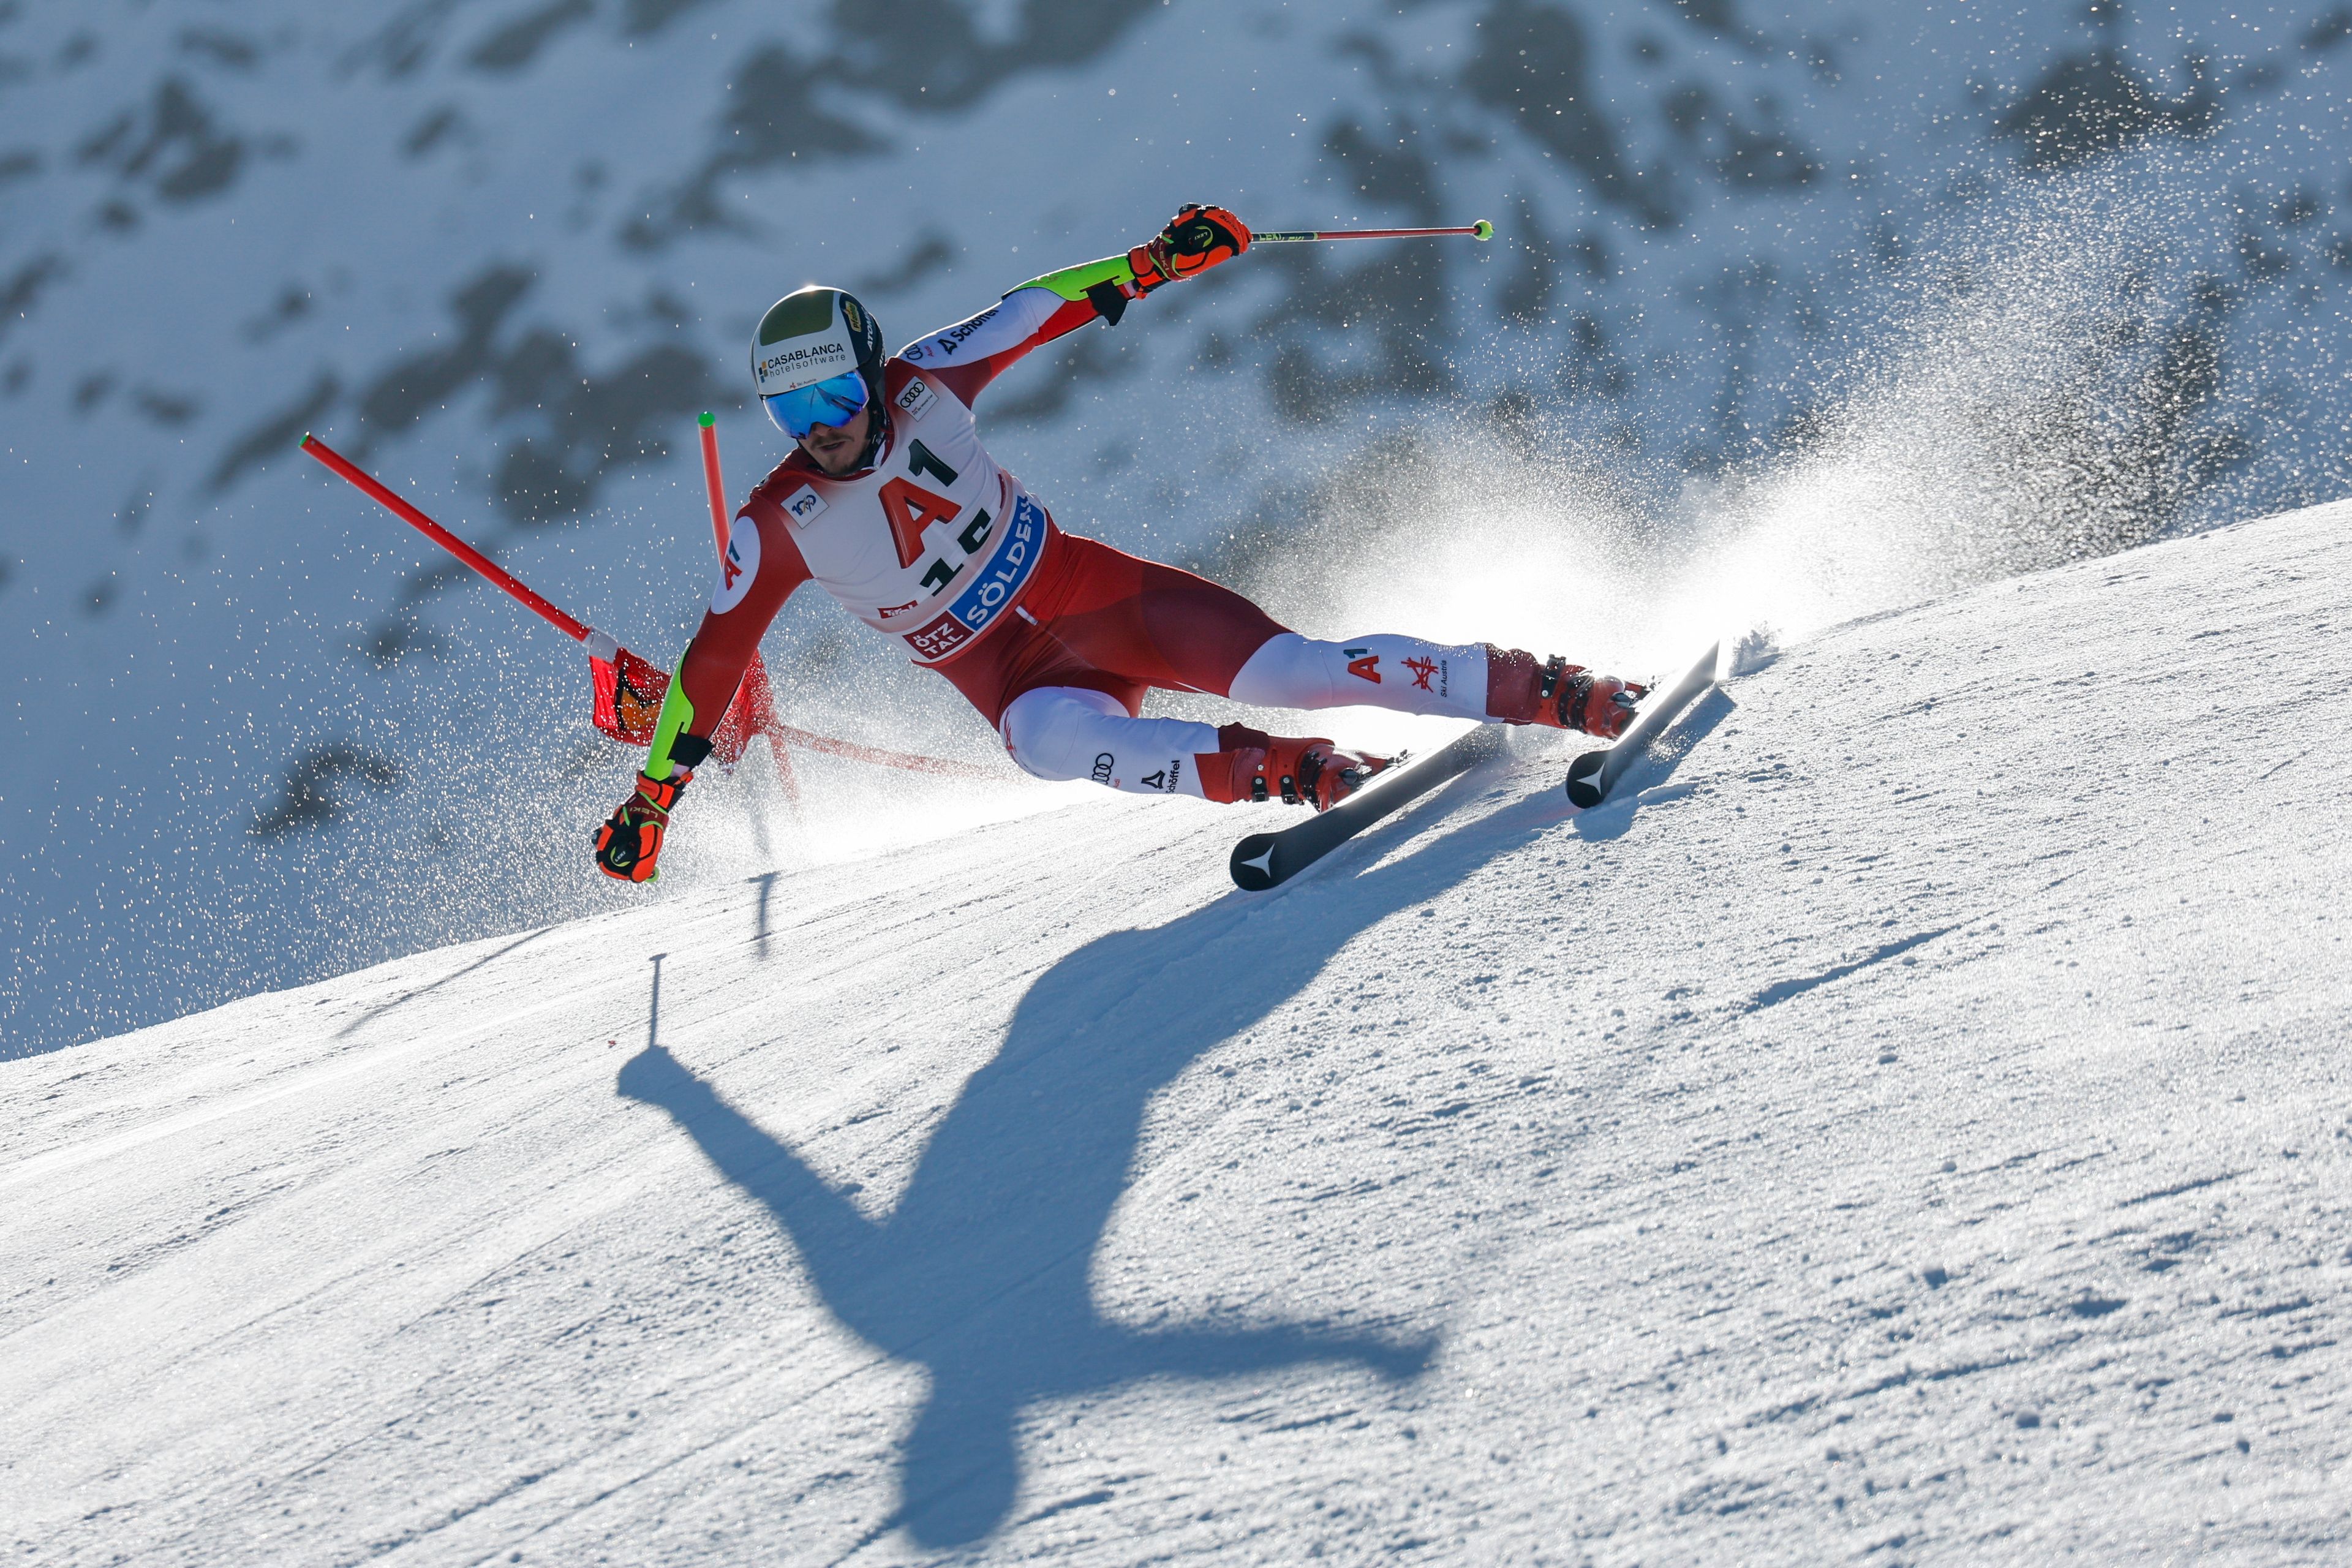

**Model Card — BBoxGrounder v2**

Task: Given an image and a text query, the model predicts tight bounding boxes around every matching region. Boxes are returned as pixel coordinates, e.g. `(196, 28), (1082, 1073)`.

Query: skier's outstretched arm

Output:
(902, 203), (1249, 405)
(592, 511), (812, 882)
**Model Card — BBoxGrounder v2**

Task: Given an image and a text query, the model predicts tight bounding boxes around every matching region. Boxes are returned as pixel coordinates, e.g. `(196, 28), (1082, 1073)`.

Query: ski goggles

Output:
(763, 369), (870, 440)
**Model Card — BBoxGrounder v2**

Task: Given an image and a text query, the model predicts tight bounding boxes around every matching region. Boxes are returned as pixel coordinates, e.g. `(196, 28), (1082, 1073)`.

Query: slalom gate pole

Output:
(697, 412), (805, 811)
(306, 428), (1000, 783)
(768, 726), (995, 780)
(696, 412), (731, 560)
(1253, 220), (1494, 244)
(300, 434), (592, 644)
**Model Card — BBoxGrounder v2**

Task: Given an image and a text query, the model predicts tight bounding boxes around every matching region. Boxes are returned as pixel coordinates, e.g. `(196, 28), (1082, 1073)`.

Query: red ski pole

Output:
(1252, 220), (1494, 243)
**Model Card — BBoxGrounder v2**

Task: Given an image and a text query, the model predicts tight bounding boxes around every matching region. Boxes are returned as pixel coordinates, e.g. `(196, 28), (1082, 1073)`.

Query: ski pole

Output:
(300, 433), (592, 645)
(1252, 221), (1494, 244)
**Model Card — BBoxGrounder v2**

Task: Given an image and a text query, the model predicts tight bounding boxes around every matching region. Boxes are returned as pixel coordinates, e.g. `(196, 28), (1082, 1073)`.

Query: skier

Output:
(595, 205), (1645, 882)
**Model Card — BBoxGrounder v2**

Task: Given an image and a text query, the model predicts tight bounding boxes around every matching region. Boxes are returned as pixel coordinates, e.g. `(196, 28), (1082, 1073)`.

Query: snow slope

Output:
(4, 501), (2348, 1564)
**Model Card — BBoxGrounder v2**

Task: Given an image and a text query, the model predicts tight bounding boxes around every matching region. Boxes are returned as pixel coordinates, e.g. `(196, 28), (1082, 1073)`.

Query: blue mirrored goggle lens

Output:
(763, 371), (870, 439)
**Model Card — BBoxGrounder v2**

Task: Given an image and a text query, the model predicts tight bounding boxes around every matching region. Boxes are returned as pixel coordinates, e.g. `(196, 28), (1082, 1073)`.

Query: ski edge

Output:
(1562, 642), (1722, 810)
(1229, 725), (1505, 892)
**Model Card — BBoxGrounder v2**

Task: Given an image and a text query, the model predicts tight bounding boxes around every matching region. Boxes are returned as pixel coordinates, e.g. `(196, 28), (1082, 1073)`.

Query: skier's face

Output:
(797, 405), (872, 475)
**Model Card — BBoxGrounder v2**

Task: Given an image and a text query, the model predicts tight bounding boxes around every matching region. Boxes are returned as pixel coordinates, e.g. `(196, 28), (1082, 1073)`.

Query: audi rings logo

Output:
(1090, 752), (1115, 784)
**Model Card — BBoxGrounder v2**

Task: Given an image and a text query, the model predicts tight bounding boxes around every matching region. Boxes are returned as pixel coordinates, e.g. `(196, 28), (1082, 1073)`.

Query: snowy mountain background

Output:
(8, 0), (2352, 1051)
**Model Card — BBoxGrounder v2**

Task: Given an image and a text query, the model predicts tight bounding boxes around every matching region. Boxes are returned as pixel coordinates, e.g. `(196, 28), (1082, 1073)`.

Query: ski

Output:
(1230, 725), (1507, 892)
(1563, 643), (1722, 810)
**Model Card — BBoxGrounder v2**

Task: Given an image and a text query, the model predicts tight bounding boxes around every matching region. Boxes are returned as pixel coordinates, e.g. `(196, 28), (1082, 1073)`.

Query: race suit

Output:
(646, 254), (1559, 800)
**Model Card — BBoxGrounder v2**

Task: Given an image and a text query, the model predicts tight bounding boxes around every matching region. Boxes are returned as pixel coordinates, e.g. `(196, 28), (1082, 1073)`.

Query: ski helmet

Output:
(750, 286), (886, 448)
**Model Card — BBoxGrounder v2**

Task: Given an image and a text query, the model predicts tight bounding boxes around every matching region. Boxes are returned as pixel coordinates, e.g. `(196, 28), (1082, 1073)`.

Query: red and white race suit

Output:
(671, 276), (1556, 800)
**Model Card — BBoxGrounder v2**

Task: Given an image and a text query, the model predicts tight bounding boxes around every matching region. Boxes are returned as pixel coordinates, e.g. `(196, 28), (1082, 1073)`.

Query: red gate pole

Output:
(301, 433), (591, 643)
(698, 413), (802, 809)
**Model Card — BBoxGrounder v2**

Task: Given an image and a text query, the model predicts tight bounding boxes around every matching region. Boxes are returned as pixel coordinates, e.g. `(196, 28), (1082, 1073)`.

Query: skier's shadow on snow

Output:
(617, 764), (1547, 1547)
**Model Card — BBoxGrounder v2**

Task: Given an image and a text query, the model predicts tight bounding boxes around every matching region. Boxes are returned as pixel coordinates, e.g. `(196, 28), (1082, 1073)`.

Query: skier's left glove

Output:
(594, 769), (690, 883)
(1130, 203), (1250, 292)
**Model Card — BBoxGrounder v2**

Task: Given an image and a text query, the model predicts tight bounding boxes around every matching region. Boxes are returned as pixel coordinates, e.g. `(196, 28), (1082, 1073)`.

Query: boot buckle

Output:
(1537, 654), (1566, 702)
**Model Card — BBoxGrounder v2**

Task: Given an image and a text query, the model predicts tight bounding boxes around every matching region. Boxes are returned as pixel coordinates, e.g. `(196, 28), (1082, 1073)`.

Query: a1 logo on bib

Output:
(712, 518), (761, 614)
(894, 375), (938, 423)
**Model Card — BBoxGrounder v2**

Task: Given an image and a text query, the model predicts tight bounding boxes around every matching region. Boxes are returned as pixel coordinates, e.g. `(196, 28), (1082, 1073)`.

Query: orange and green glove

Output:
(1129, 203), (1250, 293)
(594, 769), (691, 883)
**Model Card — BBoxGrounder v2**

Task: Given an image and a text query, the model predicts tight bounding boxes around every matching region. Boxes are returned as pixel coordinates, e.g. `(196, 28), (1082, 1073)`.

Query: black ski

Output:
(1229, 725), (1507, 892)
(1563, 643), (1721, 809)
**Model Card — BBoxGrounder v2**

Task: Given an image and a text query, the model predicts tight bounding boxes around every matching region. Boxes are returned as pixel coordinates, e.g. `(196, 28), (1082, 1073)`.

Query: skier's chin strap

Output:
(853, 385), (891, 472)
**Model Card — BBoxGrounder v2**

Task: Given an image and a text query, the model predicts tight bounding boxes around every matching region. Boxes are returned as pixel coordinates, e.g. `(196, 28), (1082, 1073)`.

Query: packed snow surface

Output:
(5, 503), (2348, 1564)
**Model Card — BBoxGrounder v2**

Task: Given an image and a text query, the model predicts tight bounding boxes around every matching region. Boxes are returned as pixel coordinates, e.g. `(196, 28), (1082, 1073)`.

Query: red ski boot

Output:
(1488, 651), (1648, 739)
(1197, 725), (1393, 812)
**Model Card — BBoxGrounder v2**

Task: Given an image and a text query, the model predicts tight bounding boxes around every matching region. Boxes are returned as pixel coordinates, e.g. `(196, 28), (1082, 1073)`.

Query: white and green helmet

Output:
(750, 285), (886, 417)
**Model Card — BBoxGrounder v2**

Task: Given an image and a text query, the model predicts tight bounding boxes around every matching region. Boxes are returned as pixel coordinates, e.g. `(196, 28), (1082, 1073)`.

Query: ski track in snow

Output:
(5, 506), (2350, 1565)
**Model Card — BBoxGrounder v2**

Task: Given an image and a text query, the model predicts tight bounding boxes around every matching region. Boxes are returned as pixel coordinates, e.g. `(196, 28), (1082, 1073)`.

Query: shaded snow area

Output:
(7, 503), (2348, 1566)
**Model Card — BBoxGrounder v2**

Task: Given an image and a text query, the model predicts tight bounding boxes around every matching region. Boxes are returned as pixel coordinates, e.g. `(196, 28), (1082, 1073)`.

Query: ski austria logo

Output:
(711, 519), (761, 614)
(781, 484), (826, 526)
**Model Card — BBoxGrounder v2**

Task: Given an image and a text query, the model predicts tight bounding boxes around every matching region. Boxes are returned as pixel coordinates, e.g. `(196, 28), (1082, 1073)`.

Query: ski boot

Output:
(1490, 651), (1647, 739)
(1200, 725), (1392, 812)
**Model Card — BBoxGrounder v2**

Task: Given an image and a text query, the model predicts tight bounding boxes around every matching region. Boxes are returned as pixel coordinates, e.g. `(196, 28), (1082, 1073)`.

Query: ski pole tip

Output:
(697, 410), (715, 428)
(1472, 219), (1494, 241)
(299, 431), (315, 448)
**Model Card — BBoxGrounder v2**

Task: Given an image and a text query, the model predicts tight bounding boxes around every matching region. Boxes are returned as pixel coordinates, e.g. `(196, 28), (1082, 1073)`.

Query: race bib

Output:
(902, 494), (1043, 661)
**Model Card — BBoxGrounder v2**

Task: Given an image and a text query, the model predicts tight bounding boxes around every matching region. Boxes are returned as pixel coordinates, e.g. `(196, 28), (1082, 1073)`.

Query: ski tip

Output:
(1564, 749), (1608, 810)
(1230, 834), (1281, 892)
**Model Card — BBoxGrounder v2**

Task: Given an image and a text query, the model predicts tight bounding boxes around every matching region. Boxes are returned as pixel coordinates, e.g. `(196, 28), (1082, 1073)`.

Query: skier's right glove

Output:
(594, 769), (690, 883)
(1129, 203), (1250, 292)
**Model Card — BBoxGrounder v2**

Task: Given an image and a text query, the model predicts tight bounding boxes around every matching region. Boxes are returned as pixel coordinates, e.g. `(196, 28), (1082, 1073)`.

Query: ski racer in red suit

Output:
(594, 205), (1645, 882)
